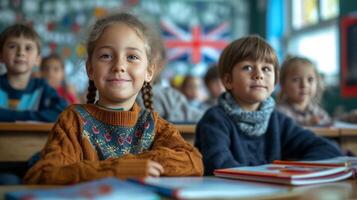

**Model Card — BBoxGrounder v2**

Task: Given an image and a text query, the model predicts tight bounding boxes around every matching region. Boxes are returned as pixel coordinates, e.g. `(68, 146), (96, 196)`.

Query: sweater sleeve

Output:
(0, 82), (67, 122)
(23, 107), (153, 185)
(195, 108), (241, 175)
(122, 115), (204, 176)
(279, 112), (343, 160)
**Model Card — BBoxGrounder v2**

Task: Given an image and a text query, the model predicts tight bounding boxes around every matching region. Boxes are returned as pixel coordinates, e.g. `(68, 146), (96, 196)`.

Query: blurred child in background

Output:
(40, 53), (80, 104)
(0, 24), (67, 122)
(276, 56), (332, 126)
(203, 64), (225, 109)
(180, 75), (205, 109)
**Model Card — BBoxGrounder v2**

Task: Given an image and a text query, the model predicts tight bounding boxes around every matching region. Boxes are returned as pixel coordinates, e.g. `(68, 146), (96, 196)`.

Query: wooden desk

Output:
(176, 125), (343, 137)
(0, 123), (53, 162)
(175, 124), (196, 145)
(175, 124), (196, 135)
(1, 122), (356, 162)
(0, 180), (355, 200)
(305, 127), (340, 137)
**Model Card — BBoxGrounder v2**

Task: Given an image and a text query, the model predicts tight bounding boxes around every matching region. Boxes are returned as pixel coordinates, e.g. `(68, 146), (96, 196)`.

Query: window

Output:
(285, 0), (339, 86)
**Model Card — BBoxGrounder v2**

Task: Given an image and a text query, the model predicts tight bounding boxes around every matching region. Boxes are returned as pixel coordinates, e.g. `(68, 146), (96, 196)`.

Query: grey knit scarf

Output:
(218, 92), (275, 137)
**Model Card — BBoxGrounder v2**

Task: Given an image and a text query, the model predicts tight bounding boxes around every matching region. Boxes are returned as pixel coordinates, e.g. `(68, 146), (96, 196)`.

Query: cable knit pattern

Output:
(23, 103), (203, 185)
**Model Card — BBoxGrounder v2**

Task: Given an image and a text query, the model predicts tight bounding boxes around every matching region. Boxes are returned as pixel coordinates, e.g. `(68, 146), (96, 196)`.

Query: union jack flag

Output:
(161, 19), (231, 65)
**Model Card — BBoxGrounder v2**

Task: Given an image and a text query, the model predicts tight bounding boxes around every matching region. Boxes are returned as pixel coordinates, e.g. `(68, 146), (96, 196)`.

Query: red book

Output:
(214, 159), (354, 185)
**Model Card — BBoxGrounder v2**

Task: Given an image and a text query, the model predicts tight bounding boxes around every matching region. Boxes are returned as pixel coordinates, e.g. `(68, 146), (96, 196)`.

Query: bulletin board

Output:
(340, 15), (357, 97)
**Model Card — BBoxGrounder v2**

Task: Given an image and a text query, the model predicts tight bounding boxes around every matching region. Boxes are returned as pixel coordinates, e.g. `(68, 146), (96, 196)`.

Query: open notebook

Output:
(129, 176), (289, 199)
(5, 177), (159, 200)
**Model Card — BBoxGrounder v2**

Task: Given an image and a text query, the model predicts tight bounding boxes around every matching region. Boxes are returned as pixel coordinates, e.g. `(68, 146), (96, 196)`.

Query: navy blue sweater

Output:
(0, 74), (68, 122)
(195, 105), (343, 175)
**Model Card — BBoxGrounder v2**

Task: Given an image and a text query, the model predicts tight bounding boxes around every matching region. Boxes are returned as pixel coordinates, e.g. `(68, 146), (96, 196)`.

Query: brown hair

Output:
(204, 64), (220, 86)
(218, 35), (279, 86)
(85, 12), (155, 111)
(0, 23), (41, 55)
(278, 55), (324, 104)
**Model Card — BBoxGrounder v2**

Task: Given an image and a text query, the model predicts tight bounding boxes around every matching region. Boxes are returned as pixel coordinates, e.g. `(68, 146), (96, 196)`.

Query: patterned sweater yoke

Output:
(75, 105), (155, 160)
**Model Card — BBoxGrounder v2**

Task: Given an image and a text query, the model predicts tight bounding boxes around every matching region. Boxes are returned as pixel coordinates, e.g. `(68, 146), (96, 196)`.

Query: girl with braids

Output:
(24, 12), (203, 185)
(276, 56), (332, 126)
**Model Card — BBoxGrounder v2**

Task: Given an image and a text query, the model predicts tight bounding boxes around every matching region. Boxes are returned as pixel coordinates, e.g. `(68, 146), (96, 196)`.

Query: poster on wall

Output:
(341, 15), (357, 97)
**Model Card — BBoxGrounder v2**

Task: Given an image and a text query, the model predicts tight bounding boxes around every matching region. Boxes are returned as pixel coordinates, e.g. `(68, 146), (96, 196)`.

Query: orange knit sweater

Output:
(23, 103), (203, 185)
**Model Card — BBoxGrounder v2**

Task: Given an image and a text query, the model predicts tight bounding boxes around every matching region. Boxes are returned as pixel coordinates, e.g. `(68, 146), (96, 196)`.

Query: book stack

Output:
(214, 157), (356, 185)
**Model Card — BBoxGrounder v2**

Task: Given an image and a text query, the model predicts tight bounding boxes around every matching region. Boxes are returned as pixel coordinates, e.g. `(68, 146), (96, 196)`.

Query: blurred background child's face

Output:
(223, 60), (275, 111)
(87, 23), (151, 108)
(282, 63), (317, 107)
(0, 36), (40, 75)
(41, 58), (64, 89)
(181, 76), (202, 101)
(207, 79), (225, 98)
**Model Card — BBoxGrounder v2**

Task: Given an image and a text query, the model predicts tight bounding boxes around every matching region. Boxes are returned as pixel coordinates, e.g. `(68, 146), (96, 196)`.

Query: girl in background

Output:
(40, 54), (79, 104)
(276, 56), (332, 126)
(24, 12), (203, 184)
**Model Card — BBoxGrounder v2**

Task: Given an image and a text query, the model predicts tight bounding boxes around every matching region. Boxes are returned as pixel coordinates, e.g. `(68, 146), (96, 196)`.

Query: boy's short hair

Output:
(218, 35), (279, 85)
(204, 64), (220, 86)
(0, 24), (41, 55)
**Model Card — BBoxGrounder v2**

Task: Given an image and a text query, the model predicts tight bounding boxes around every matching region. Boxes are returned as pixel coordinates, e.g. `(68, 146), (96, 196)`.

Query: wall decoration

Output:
(0, 0), (248, 93)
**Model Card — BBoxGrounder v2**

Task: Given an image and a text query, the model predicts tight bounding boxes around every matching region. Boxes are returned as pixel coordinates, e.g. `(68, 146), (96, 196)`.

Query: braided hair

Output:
(141, 81), (153, 111)
(86, 80), (97, 104)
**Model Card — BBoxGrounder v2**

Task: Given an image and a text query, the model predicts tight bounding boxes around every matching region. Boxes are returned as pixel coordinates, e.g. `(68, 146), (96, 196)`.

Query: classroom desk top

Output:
(175, 124), (343, 138)
(0, 180), (355, 200)
(175, 124), (344, 138)
(305, 126), (340, 137)
(0, 122), (353, 137)
(174, 124), (196, 134)
(340, 128), (357, 136)
(0, 122), (53, 132)
(0, 122), (356, 161)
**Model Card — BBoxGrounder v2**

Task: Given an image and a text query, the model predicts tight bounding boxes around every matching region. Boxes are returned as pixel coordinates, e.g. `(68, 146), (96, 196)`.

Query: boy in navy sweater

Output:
(194, 35), (343, 175)
(0, 24), (67, 122)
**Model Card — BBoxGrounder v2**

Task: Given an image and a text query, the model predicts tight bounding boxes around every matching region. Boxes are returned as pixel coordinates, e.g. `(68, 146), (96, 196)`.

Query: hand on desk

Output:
(148, 160), (164, 177)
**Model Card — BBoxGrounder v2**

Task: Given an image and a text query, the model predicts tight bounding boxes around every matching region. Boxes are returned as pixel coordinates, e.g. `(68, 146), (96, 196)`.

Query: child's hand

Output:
(147, 160), (164, 177)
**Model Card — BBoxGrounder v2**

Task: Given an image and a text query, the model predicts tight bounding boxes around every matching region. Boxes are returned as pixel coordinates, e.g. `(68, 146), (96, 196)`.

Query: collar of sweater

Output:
(82, 103), (143, 126)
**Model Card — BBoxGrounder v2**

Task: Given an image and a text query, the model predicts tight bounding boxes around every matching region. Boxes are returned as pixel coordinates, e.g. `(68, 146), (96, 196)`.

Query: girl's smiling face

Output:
(87, 23), (153, 110)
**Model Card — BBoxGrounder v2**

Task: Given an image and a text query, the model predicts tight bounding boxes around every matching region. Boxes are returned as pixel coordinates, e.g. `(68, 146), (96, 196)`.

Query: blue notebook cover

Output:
(129, 177), (289, 199)
(5, 177), (160, 200)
